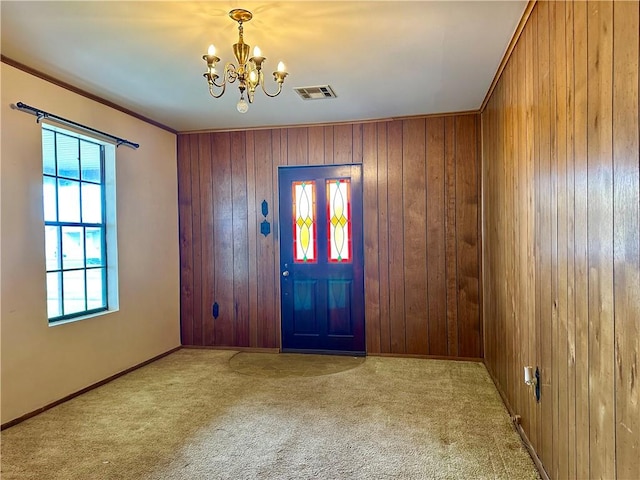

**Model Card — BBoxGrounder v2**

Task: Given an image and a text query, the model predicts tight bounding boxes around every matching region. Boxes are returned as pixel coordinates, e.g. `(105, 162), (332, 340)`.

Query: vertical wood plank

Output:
(554, 2), (570, 477)
(211, 133), (234, 346)
(426, 117), (447, 356)
(324, 126), (334, 165)
(524, 14), (538, 451)
(548, 1), (561, 475)
(499, 75), (507, 390)
(444, 117), (459, 357)
(287, 128), (308, 166)
(308, 126), (324, 166)
(493, 71), (502, 390)
(387, 120), (406, 353)
(189, 134), (204, 346)
(177, 135), (194, 345)
(483, 84), (497, 376)
(253, 129), (276, 348)
(272, 130), (285, 348)
(564, 2), (577, 478)
(403, 118), (428, 354)
(280, 129), (288, 166)
(509, 63), (516, 393)
(334, 124), (353, 164)
(352, 123), (363, 164)
(363, 123), (381, 354)
(531, 6), (544, 454)
(377, 122), (391, 353)
(587, 2), (616, 477)
(486, 77), (499, 381)
(455, 115), (481, 357)
(573, 2), (591, 477)
(481, 103), (491, 369)
(475, 112), (483, 360)
(513, 42), (524, 428)
(555, 2), (573, 478)
(231, 131), (250, 346)
(613, 1), (640, 478)
(505, 60), (516, 407)
(198, 133), (213, 346)
(537, 1), (554, 468)
(245, 131), (259, 348)
(548, 2), (561, 477)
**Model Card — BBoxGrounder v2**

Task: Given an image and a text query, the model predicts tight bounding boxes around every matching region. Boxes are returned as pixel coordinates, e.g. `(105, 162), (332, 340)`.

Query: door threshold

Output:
(281, 348), (366, 357)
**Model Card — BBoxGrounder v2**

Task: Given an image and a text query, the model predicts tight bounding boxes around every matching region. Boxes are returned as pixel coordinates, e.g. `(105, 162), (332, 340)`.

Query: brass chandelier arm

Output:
(211, 78), (225, 89)
(261, 80), (284, 98)
(219, 63), (240, 86)
(260, 71), (287, 98)
(207, 62), (242, 97)
(207, 80), (227, 99)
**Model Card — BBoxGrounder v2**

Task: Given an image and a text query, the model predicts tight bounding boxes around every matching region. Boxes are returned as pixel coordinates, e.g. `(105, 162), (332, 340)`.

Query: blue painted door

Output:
(278, 164), (365, 355)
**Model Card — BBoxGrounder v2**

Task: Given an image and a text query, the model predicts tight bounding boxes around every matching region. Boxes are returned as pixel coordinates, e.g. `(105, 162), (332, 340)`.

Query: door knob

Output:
(282, 270), (289, 277)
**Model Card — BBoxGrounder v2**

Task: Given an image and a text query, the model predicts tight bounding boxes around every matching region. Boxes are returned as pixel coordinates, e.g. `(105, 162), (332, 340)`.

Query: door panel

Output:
(292, 280), (318, 333)
(327, 280), (352, 335)
(279, 164), (365, 354)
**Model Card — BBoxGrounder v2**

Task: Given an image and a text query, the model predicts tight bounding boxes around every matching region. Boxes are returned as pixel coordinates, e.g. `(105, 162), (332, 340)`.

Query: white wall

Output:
(0, 63), (181, 424)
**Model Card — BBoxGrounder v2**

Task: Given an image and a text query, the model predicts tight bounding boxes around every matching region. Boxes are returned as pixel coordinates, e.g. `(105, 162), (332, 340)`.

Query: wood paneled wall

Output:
(482, 1), (639, 479)
(178, 114), (482, 357)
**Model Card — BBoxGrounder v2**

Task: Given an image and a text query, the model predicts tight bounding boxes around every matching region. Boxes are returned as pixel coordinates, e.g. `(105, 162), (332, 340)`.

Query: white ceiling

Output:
(1, 1), (527, 133)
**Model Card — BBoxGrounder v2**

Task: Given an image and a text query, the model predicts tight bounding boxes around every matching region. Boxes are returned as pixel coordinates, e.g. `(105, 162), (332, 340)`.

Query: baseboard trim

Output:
(1, 346), (182, 431)
(514, 417), (550, 480)
(182, 347), (480, 362)
(483, 362), (550, 480)
(368, 353), (483, 362)
(181, 345), (280, 354)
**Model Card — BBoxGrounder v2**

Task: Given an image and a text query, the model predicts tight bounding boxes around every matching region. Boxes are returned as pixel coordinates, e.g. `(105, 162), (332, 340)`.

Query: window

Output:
(42, 126), (116, 322)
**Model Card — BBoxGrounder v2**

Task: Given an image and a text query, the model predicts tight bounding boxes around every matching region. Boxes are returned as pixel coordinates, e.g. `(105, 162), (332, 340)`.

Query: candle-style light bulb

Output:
(253, 46), (261, 57)
(208, 44), (216, 56)
(277, 61), (286, 73)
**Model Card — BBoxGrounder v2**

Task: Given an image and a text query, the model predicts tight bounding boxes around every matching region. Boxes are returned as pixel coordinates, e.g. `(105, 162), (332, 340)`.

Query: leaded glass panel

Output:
(327, 179), (351, 262)
(292, 181), (317, 263)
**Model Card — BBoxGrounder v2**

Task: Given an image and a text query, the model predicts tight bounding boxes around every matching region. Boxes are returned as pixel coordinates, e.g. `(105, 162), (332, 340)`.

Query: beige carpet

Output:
(229, 352), (366, 378)
(1, 349), (539, 479)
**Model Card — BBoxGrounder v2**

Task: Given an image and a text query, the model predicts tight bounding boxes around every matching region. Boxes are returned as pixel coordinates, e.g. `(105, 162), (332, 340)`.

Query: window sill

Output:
(48, 308), (119, 327)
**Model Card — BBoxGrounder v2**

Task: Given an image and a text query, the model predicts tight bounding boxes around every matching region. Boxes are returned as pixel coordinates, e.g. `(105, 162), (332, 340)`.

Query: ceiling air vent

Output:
(294, 85), (337, 100)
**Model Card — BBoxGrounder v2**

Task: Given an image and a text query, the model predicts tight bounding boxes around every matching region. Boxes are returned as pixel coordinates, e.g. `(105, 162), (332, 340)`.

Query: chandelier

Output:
(202, 8), (288, 113)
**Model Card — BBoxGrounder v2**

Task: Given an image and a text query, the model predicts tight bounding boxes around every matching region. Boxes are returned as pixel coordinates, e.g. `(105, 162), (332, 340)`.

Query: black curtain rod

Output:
(11, 101), (139, 149)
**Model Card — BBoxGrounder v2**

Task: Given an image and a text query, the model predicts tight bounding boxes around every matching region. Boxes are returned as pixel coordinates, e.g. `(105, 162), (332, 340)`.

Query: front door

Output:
(278, 164), (365, 355)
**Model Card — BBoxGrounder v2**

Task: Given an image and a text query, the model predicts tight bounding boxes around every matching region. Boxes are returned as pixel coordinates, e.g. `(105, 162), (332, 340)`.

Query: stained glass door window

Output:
(292, 181), (316, 263)
(327, 179), (351, 262)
